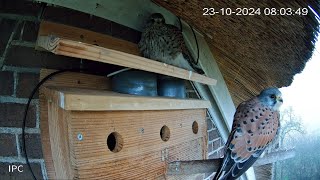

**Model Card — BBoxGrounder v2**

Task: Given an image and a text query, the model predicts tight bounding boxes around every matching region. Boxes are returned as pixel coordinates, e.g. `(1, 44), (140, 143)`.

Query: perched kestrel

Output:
(213, 88), (283, 180)
(138, 13), (203, 74)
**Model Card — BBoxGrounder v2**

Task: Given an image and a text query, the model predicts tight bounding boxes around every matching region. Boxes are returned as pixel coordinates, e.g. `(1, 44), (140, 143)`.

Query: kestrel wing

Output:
(214, 97), (280, 180)
(165, 24), (204, 74)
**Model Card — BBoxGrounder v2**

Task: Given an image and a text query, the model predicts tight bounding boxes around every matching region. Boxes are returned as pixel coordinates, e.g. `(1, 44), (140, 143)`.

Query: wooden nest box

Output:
(37, 21), (215, 179)
(40, 70), (211, 179)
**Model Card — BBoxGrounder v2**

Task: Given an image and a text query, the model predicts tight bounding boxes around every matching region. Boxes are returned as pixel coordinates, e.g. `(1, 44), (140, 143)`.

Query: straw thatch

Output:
(153, 0), (319, 105)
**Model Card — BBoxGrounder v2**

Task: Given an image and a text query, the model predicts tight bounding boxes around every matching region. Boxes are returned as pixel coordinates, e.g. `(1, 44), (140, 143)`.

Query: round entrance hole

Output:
(107, 132), (123, 153)
(192, 121), (199, 134)
(160, 125), (170, 142)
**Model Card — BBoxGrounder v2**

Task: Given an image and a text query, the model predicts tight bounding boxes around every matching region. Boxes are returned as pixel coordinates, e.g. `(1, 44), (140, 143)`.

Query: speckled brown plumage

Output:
(214, 88), (282, 180)
(138, 13), (203, 73)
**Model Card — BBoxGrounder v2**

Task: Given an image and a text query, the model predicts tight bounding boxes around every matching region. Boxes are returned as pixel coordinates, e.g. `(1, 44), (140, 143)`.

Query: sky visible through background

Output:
(280, 39), (320, 134)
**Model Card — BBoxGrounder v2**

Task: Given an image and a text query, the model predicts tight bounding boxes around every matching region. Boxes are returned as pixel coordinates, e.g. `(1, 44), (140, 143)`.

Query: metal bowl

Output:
(157, 76), (186, 98)
(111, 70), (157, 96)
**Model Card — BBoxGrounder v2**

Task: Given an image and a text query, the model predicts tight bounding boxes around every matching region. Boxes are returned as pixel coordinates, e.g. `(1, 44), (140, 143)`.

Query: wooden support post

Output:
(166, 149), (295, 175)
(167, 159), (223, 176)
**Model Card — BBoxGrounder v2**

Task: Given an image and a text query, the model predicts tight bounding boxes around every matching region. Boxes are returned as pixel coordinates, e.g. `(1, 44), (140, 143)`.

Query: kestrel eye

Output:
(270, 95), (276, 99)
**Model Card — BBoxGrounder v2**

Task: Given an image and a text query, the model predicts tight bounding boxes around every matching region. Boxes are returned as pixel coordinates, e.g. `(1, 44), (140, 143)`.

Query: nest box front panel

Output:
(67, 109), (207, 179)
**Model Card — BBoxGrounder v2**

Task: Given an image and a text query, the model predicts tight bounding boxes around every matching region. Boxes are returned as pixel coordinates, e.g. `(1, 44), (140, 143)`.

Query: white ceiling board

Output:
(36, 0), (178, 31)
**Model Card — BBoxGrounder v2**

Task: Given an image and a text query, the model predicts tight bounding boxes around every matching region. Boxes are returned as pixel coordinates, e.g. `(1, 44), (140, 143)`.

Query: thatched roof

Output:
(153, 0), (320, 105)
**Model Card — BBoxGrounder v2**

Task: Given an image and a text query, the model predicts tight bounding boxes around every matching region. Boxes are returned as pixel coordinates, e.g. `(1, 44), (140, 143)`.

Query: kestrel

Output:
(213, 88), (283, 180)
(138, 13), (203, 74)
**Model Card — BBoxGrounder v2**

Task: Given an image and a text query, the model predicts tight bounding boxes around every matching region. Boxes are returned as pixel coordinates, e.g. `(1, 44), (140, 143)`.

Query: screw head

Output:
(77, 133), (83, 141)
(140, 128), (144, 134)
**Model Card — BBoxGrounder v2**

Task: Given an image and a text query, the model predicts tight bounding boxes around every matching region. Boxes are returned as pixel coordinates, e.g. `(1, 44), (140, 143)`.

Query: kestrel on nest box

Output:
(138, 13), (203, 74)
(213, 87), (283, 180)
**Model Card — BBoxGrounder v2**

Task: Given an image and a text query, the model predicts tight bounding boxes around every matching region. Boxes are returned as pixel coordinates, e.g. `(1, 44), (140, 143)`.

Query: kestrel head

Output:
(258, 87), (283, 111)
(148, 13), (166, 25)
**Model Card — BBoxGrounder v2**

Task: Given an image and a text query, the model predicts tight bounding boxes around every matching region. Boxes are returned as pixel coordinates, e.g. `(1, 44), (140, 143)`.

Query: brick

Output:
(110, 22), (141, 44)
(0, 134), (17, 156)
(207, 142), (213, 153)
(5, 46), (80, 69)
(0, 0), (41, 17)
(43, 6), (113, 35)
(208, 148), (224, 159)
(208, 152), (219, 159)
(0, 162), (43, 180)
(217, 148), (224, 158)
(187, 91), (198, 99)
(207, 118), (214, 130)
(0, 19), (16, 55)
(0, 71), (14, 96)
(81, 60), (123, 75)
(0, 103), (36, 128)
(19, 133), (43, 159)
(5, 46), (122, 76)
(43, 6), (141, 43)
(208, 129), (220, 141)
(212, 138), (222, 150)
(16, 72), (39, 98)
(21, 22), (40, 42)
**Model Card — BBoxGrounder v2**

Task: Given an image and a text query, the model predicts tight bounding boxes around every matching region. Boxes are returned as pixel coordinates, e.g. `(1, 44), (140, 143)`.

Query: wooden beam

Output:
(37, 21), (140, 55)
(166, 149), (295, 175)
(253, 149), (295, 167)
(46, 86), (211, 111)
(167, 159), (223, 175)
(36, 35), (216, 85)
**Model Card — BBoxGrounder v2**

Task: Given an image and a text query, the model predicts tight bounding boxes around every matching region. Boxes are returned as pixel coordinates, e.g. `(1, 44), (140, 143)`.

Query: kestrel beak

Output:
(277, 96), (283, 103)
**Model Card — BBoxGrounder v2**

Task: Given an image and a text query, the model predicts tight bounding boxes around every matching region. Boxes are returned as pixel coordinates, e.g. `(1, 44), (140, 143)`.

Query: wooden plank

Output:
(37, 21), (140, 55)
(67, 109), (207, 179)
(39, 69), (111, 179)
(40, 69), (208, 179)
(40, 69), (111, 90)
(253, 149), (295, 167)
(167, 159), (222, 176)
(37, 35), (217, 86)
(46, 87), (211, 111)
(166, 149), (295, 175)
(47, 96), (74, 179)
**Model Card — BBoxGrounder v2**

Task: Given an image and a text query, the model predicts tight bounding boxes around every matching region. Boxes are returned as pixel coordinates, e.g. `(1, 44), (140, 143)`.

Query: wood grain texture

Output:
(46, 86), (211, 111)
(40, 69), (208, 179)
(68, 109), (207, 179)
(47, 96), (73, 179)
(39, 69), (111, 179)
(37, 35), (217, 86)
(37, 21), (140, 55)
(166, 149), (295, 175)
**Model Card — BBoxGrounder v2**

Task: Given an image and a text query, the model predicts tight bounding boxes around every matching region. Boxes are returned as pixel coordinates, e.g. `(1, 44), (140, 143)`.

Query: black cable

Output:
(177, 17), (200, 65)
(37, 2), (47, 21)
(189, 24), (200, 65)
(22, 69), (82, 180)
(178, 16), (183, 32)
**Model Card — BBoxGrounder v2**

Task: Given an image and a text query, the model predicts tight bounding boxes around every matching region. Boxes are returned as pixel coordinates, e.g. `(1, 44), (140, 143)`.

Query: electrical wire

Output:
(22, 67), (129, 179)
(178, 17), (200, 65)
(189, 25), (200, 65)
(22, 69), (82, 180)
(107, 67), (131, 77)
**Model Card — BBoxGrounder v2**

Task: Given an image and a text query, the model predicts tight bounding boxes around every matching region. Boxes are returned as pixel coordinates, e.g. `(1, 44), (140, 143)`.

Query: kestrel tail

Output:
(138, 13), (203, 74)
(213, 87), (283, 180)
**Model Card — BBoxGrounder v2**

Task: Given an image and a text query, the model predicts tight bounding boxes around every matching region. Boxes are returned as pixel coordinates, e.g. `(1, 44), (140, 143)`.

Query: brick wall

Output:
(0, 66), (45, 179)
(185, 82), (225, 158)
(0, 1), (226, 179)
